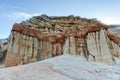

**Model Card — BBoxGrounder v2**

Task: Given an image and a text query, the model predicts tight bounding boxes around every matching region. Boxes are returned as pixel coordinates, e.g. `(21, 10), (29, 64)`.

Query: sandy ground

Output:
(0, 55), (120, 80)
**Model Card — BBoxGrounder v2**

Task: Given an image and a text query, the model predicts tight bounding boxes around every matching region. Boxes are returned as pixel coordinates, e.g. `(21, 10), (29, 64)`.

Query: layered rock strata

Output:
(4, 15), (120, 67)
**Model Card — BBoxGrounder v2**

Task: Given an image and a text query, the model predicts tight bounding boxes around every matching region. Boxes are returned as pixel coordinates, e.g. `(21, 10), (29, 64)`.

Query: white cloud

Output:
(97, 16), (120, 25)
(7, 11), (40, 21)
(92, 12), (120, 25)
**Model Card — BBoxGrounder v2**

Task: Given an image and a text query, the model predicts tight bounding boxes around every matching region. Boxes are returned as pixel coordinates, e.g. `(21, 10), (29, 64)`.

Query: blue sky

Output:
(0, 0), (120, 38)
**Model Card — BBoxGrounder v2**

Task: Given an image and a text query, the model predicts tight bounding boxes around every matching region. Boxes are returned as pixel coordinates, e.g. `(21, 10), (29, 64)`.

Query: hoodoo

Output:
(4, 15), (120, 67)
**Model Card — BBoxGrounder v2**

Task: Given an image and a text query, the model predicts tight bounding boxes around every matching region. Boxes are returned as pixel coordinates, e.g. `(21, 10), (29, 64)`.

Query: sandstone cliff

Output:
(4, 15), (120, 67)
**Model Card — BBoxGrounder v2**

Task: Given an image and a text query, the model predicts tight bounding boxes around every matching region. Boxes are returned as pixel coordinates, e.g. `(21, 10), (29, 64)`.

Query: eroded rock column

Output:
(69, 36), (76, 55)
(63, 37), (70, 54)
(87, 30), (113, 65)
(5, 32), (20, 67)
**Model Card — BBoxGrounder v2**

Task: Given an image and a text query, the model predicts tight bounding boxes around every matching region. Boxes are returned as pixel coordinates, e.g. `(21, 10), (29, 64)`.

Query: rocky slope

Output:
(4, 15), (120, 67)
(0, 55), (120, 80)
(108, 25), (120, 35)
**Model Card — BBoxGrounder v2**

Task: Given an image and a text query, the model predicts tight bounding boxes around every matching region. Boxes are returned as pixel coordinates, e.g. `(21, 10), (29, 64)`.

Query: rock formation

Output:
(108, 25), (120, 35)
(4, 15), (120, 67)
(0, 39), (8, 63)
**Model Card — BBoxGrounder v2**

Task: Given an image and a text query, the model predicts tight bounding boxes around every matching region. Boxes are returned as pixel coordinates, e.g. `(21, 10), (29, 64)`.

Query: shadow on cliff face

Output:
(0, 40), (8, 65)
(0, 50), (7, 64)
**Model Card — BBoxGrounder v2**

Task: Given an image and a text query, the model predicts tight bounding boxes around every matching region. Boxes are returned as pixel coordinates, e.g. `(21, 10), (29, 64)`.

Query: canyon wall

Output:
(4, 15), (120, 67)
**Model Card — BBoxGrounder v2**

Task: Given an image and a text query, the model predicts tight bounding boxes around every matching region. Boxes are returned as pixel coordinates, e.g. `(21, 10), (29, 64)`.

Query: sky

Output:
(0, 0), (120, 38)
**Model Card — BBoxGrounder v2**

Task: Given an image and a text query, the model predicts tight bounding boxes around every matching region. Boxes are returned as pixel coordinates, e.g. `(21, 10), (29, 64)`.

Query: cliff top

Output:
(20, 15), (104, 29)
(11, 15), (108, 43)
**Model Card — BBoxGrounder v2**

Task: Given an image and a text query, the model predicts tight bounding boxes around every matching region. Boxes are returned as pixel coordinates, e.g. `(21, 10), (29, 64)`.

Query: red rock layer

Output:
(107, 31), (120, 45)
(12, 23), (108, 41)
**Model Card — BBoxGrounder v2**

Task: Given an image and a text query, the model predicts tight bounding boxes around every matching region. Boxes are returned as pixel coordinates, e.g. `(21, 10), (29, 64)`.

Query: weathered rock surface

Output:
(108, 25), (120, 35)
(87, 30), (113, 64)
(4, 15), (120, 67)
(0, 38), (8, 63)
(1, 55), (120, 80)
